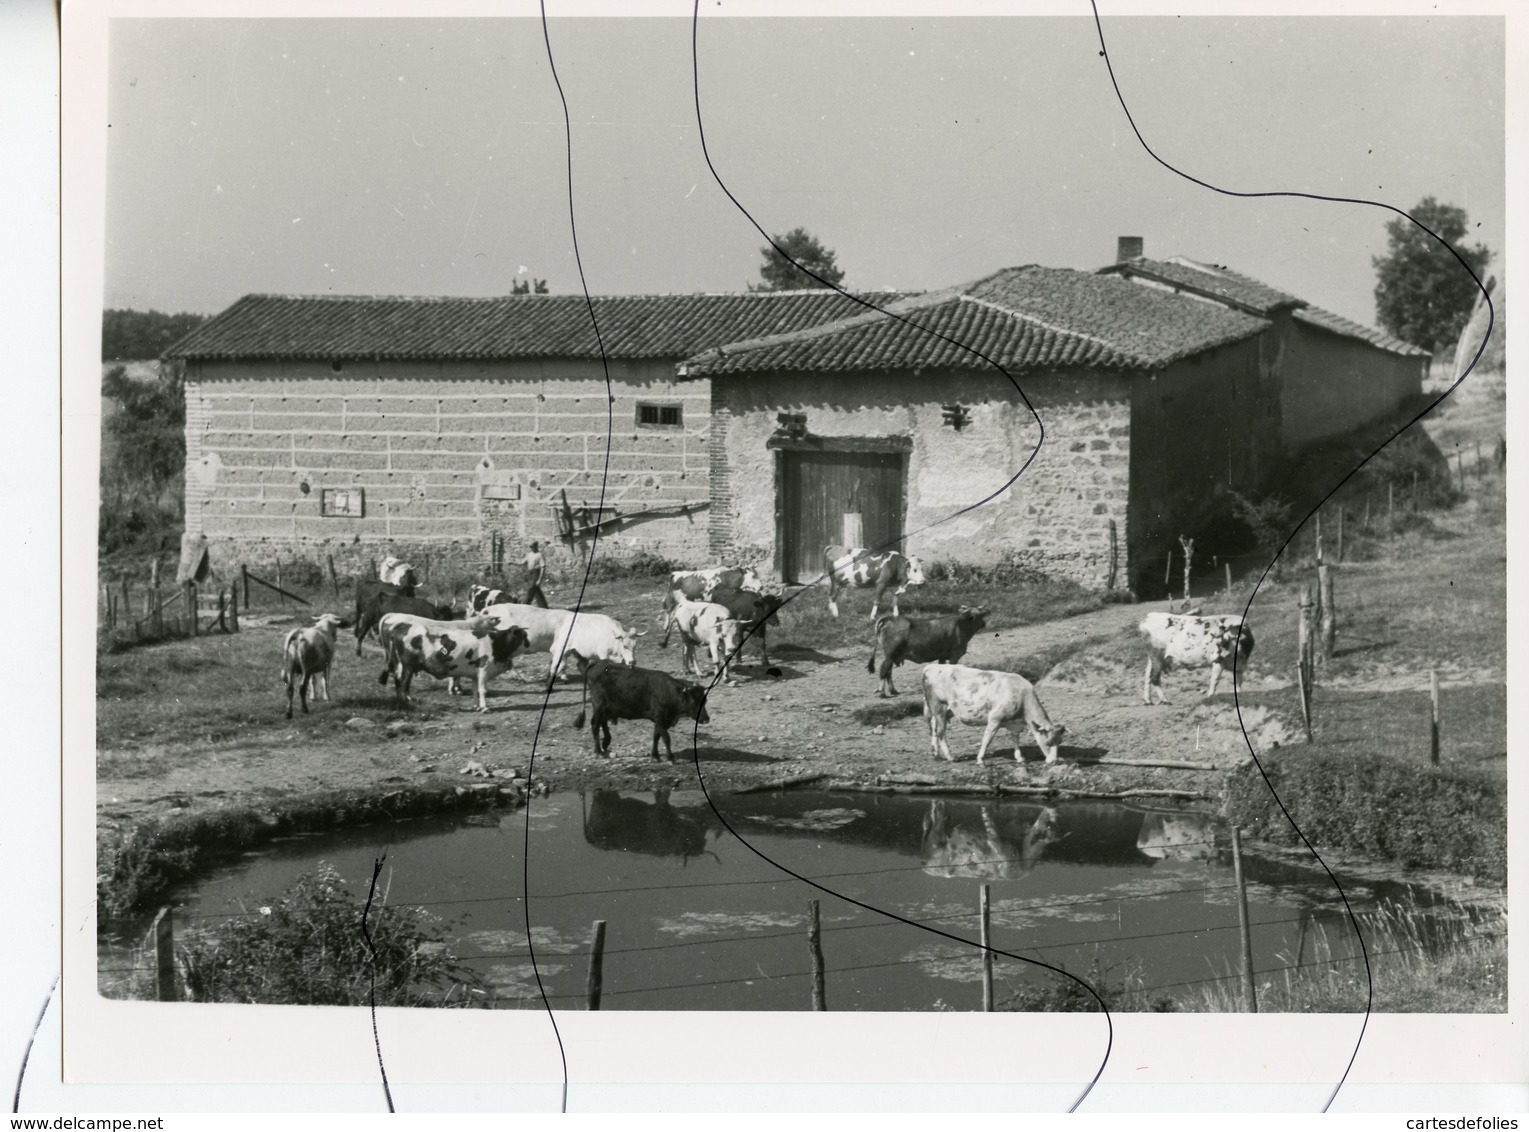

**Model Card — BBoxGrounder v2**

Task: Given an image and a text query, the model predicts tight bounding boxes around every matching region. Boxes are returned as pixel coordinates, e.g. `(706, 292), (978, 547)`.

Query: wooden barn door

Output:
(781, 449), (905, 583)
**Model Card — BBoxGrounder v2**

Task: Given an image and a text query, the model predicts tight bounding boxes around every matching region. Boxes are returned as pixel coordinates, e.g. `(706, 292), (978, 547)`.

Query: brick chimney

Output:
(1117, 236), (1144, 263)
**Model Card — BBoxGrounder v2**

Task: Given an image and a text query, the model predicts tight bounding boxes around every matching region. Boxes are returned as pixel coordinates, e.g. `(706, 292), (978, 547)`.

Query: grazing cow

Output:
(921, 662), (1067, 765)
(582, 788), (723, 863)
(378, 556), (420, 589)
(467, 582), (546, 613)
(573, 659), (711, 762)
(824, 545), (926, 619)
(921, 800), (1062, 879)
(666, 599), (748, 684)
(479, 603), (643, 679)
(866, 606), (988, 697)
(282, 613), (350, 719)
(1138, 612), (1255, 706)
(377, 612), (529, 712)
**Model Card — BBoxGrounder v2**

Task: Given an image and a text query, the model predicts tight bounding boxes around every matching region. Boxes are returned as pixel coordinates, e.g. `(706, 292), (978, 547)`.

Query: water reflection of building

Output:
(719, 791), (1198, 873)
(581, 789), (726, 863)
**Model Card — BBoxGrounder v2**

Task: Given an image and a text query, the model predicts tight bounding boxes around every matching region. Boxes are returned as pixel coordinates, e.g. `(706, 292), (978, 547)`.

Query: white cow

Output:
(921, 662), (1066, 765)
(480, 603), (643, 679)
(378, 555), (419, 588)
(667, 599), (747, 685)
(282, 613), (349, 719)
(1138, 612), (1255, 705)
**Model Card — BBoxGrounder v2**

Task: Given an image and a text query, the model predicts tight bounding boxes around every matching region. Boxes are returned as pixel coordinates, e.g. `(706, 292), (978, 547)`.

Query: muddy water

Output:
(105, 791), (1457, 1011)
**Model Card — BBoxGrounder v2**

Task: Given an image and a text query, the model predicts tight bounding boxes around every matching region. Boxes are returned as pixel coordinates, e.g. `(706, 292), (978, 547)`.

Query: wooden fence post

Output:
(1164, 547), (1173, 590)
(1179, 536), (1195, 604)
(242, 564), (250, 609)
(152, 585), (163, 638)
(1317, 563), (1335, 662)
(1106, 520), (1119, 591)
(216, 589), (228, 633)
(229, 584), (239, 633)
(327, 554), (340, 602)
(186, 583), (198, 638)
(585, 919), (607, 1010)
(122, 578), (132, 629)
(152, 906), (177, 1002)
(275, 559), (284, 605)
(1224, 561), (1233, 599)
(1314, 510), (1323, 563)
(807, 899), (826, 1011)
(1364, 494), (1371, 533)
(1231, 829), (1258, 1014)
(1429, 670), (1441, 766)
(980, 884), (994, 1012)
(1336, 507), (1344, 563)
(149, 557), (160, 594)
(1297, 587), (1314, 742)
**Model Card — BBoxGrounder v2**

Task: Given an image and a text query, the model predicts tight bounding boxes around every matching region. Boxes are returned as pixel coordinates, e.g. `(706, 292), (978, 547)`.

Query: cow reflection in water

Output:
(921, 800), (1064, 880)
(1135, 812), (1220, 861)
(582, 788), (726, 865)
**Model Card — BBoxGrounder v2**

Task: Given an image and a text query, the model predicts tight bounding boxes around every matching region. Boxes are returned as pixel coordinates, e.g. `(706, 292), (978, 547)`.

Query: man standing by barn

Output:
(523, 541), (548, 608)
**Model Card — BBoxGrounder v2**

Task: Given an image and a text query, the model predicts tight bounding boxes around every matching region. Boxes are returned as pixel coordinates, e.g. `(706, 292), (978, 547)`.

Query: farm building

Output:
(165, 290), (895, 577)
(168, 242), (1426, 594)
(683, 242), (1428, 595)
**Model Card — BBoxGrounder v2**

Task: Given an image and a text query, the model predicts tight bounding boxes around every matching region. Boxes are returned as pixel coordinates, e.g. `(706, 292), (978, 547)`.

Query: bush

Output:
(583, 548), (685, 582)
(178, 864), (483, 1007)
(1224, 749), (1506, 882)
(1227, 489), (1295, 559)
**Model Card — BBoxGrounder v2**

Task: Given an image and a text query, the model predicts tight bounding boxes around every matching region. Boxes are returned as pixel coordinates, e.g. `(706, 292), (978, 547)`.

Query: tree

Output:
(511, 278), (548, 295)
(100, 362), (186, 553)
(1372, 197), (1492, 356)
(101, 309), (208, 360)
(749, 227), (846, 292)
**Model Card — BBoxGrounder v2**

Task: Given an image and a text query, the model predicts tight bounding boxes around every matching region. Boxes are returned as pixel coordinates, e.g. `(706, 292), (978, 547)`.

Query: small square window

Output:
(637, 402), (683, 429)
(320, 488), (365, 518)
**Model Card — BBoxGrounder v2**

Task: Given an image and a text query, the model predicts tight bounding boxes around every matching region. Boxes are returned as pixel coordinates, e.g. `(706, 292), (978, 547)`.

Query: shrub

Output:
(583, 548), (685, 582)
(1224, 749), (1506, 882)
(1228, 489), (1295, 558)
(178, 865), (484, 1007)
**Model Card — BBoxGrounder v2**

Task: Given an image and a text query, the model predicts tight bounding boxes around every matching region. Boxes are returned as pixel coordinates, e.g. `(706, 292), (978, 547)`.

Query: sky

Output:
(103, 15), (1504, 328)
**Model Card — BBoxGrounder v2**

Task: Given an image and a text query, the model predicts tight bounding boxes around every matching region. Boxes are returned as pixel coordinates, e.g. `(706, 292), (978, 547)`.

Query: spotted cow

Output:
(824, 545), (925, 619)
(1138, 612), (1255, 705)
(921, 662), (1067, 765)
(377, 612), (530, 712)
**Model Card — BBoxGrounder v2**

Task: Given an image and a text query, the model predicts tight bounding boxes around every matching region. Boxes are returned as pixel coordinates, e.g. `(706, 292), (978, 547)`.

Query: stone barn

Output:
(684, 255), (1425, 596)
(166, 289), (888, 577)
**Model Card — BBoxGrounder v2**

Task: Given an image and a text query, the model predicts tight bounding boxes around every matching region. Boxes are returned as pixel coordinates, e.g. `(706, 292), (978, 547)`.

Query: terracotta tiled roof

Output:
(1105, 255), (1428, 357)
(1293, 305), (1431, 358)
(679, 266), (1269, 377)
(1100, 256), (1304, 315)
(163, 290), (913, 362)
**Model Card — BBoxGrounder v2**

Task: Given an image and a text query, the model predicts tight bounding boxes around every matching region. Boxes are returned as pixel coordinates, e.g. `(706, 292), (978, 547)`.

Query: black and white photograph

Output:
(47, 0), (1522, 1112)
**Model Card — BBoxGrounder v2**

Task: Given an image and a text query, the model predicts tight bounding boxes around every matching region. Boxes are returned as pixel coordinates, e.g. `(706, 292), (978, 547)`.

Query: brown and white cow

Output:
(921, 662), (1066, 765)
(1138, 612), (1255, 705)
(377, 612), (530, 712)
(282, 613), (350, 719)
(658, 565), (768, 638)
(666, 599), (748, 685)
(824, 545), (925, 619)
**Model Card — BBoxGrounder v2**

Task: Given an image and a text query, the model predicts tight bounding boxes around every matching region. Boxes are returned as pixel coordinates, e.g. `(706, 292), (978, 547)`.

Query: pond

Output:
(102, 790), (1461, 1011)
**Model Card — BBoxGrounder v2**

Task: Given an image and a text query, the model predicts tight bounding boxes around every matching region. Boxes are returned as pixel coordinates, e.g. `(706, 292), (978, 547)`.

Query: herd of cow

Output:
(279, 548), (1256, 769)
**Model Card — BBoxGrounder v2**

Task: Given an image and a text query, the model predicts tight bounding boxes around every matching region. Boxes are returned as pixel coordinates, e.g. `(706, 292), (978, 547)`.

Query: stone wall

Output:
(709, 369), (1134, 588)
(184, 357), (713, 580)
